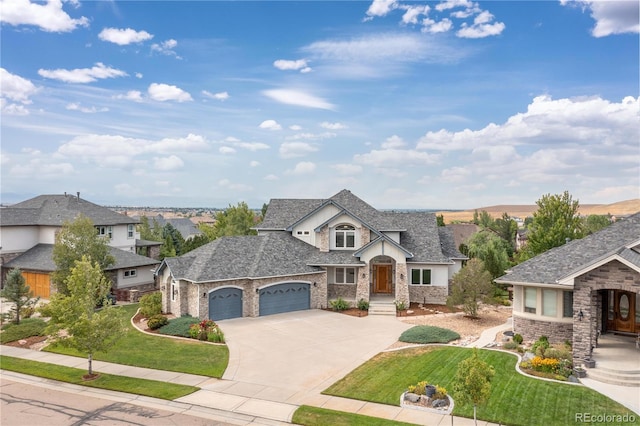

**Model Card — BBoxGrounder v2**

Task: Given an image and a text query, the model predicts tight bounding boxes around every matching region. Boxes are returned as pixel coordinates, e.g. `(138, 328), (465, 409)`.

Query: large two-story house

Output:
(0, 193), (160, 301)
(156, 189), (466, 321)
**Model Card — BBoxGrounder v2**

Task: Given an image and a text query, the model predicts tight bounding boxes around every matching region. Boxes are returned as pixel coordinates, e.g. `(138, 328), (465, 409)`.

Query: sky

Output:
(1, 0), (639, 210)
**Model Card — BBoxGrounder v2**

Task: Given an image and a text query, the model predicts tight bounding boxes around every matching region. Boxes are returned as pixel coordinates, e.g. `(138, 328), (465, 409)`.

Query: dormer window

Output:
(335, 224), (355, 248)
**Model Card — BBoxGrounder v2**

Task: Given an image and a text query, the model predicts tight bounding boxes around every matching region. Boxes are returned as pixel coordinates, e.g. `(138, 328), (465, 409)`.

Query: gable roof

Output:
(496, 212), (640, 286)
(140, 214), (203, 239)
(2, 194), (138, 227)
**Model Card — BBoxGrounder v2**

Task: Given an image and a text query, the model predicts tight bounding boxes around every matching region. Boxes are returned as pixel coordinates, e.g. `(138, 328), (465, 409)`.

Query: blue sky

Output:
(1, 0), (638, 209)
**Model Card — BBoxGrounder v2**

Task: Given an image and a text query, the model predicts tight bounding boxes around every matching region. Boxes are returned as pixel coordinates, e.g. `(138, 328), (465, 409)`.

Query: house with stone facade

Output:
(496, 212), (640, 363)
(156, 189), (466, 321)
(0, 193), (160, 301)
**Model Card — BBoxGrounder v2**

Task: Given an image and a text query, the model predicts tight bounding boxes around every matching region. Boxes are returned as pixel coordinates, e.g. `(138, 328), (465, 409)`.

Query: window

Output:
(410, 269), (431, 285)
(524, 287), (537, 314)
(171, 282), (176, 301)
(97, 226), (113, 239)
(542, 289), (557, 317)
(562, 291), (573, 318)
(128, 224), (134, 238)
(335, 225), (355, 248)
(296, 230), (310, 236)
(336, 267), (356, 284)
(124, 269), (137, 278)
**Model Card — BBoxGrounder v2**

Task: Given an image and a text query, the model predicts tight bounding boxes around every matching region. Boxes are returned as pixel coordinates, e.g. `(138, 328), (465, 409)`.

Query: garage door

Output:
(209, 288), (243, 321)
(22, 272), (51, 299)
(259, 282), (310, 316)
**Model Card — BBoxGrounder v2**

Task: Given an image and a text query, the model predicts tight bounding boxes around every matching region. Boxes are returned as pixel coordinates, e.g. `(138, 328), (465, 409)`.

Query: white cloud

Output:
(456, 11), (505, 38)
(135, 73), (143, 79)
(381, 135), (406, 148)
(320, 121), (347, 130)
(98, 28), (153, 45)
(250, 160), (260, 167)
(435, 0), (475, 12)
(422, 18), (453, 34)
(440, 166), (471, 183)
(264, 174), (279, 181)
(273, 59), (312, 73)
(154, 155), (184, 171)
(151, 39), (179, 57)
(0, 68), (38, 115)
(401, 5), (430, 24)
(289, 124), (302, 131)
(263, 89), (335, 110)
(354, 148), (439, 167)
(561, 0), (639, 37)
(287, 161), (316, 175)
(279, 142), (319, 158)
(65, 103), (109, 113)
(331, 163), (363, 176)
(218, 179), (252, 191)
(202, 90), (229, 101)
(259, 119), (282, 130)
(38, 62), (128, 83)
(286, 132), (336, 141)
(235, 142), (269, 151)
(219, 146), (236, 154)
(365, 0), (398, 18)
(0, 0), (89, 32)
(115, 90), (144, 102)
(10, 158), (74, 178)
(148, 83), (192, 102)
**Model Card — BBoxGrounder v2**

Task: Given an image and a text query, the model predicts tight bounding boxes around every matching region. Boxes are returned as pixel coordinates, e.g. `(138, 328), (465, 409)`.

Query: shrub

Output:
(207, 328), (225, 343)
(399, 325), (460, 344)
(0, 318), (47, 344)
(532, 335), (550, 355)
(188, 319), (222, 342)
(394, 300), (407, 311)
(513, 333), (523, 344)
(36, 302), (53, 318)
(147, 314), (168, 330)
(531, 356), (560, 373)
(434, 385), (448, 399)
(330, 297), (350, 312)
(503, 340), (519, 350)
(139, 292), (162, 318)
(157, 315), (199, 337)
(357, 298), (369, 311)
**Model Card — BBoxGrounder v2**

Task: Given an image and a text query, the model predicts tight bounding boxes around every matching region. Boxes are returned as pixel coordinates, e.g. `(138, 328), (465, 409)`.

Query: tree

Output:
(436, 214), (445, 227)
(465, 231), (512, 279)
(52, 215), (115, 296)
(206, 202), (259, 239)
(452, 348), (495, 426)
(162, 223), (185, 255)
(138, 216), (163, 241)
(447, 258), (493, 318)
(491, 213), (517, 255)
(472, 210), (494, 228)
(0, 268), (34, 324)
(160, 234), (177, 259)
(45, 256), (128, 377)
(181, 233), (211, 254)
(583, 214), (611, 235)
(523, 191), (583, 259)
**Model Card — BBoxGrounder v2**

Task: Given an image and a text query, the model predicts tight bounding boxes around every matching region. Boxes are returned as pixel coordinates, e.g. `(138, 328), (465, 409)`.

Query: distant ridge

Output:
(437, 199), (640, 224)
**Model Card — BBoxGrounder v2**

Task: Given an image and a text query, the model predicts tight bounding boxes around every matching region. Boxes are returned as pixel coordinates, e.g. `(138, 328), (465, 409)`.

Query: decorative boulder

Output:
(405, 392), (420, 403)
(432, 399), (448, 408)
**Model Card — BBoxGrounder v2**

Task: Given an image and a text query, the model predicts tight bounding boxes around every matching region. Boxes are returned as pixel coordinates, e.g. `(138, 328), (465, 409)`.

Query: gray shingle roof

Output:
(138, 215), (202, 239)
(4, 244), (159, 272)
(162, 232), (324, 282)
(2, 194), (138, 226)
(496, 212), (640, 285)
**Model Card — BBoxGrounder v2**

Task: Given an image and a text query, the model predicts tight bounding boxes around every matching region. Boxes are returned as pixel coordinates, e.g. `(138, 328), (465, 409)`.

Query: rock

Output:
(405, 392), (420, 403)
(568, 375), (580, 383)
(522, 352), (535, 362)
(432, 399), (448, 408)
(406, 310), (414, 314)
(18, 339), (27, 345)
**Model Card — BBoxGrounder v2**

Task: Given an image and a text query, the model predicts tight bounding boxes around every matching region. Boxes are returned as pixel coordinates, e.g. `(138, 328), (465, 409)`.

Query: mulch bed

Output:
(323, 303), (461, 318)
(3, 335), (48, 348)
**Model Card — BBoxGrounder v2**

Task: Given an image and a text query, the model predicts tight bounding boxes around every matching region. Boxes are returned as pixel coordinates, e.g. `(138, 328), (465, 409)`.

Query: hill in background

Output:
(437, 199), (640, 224)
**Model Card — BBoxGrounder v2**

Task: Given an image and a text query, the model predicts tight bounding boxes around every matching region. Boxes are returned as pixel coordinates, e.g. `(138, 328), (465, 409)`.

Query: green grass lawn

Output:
(44, 304), (228, 377)
(292, 406), (416, 426)
(323, 346), (638, 426)
(0, 355), (198, 400)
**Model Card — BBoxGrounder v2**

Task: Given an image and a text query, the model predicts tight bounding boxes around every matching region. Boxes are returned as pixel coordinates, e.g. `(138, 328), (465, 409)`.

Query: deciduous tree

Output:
(452, 348), (495, 426)
(447, 258), (493, 318)
(465, 231), (512, 279)
(45, 256), (128, 377)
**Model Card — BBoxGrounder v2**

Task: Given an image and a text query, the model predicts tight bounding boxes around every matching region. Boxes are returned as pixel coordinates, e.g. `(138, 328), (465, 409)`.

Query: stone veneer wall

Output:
(356, 266), (370, 302)
(395, 263), (409, 304)
(328, 283), (357, 302)
(319, 226), (329, 252)
(408, 285), (448, 305)
(191, 272), (327, 320)
(513, 315), (573, 343)
(572, 260), (640, 362)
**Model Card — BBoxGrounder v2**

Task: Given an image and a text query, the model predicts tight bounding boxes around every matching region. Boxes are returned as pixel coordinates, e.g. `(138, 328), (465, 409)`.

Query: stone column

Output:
(395, 262), (409, 305)
(319, 226), (329, 252)
(356, 266), (370, 302)
(572, 285), (595, 363)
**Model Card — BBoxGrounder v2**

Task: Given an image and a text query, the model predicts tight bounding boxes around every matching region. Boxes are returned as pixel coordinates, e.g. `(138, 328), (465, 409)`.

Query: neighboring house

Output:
(447, 223), (480, 251)
(515, 229), (528, 252)
(496, 212), (640, 363)
(0, 193), (160, 301)
(138, 214), (204, 240)
(156, 189), (467, 321)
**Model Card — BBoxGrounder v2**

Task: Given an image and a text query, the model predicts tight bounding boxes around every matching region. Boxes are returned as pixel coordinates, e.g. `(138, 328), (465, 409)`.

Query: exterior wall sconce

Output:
(578, 310), (584, 321)
(202, 292), (207, 298)
(313, 282), (317, 287)
(160, 285), (165, 291)
(256, 288), (260, 293)
(400, 274), (404, 280)
(362, 273), (366, 278)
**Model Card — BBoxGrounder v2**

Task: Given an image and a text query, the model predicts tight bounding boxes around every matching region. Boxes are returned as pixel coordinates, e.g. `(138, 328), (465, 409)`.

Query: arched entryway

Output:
(371, 256), (395, 296)
(602, 289), (639, 334)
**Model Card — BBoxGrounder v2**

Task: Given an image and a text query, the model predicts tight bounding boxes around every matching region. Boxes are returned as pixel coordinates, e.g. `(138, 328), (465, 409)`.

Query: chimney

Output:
(64, 192), (67, 197)
(77, 192), (80, 199)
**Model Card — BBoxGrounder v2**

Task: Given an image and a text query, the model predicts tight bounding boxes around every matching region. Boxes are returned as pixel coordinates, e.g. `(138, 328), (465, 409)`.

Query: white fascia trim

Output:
(557, 253), (640, 285)
(180, 270), (326, 284)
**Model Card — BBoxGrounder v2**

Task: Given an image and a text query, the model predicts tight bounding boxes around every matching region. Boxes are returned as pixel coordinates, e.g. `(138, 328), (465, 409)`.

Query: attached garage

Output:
(259, 282), (310, 316)
(209, 287), (243, 321)
(22, 271), (51, 299)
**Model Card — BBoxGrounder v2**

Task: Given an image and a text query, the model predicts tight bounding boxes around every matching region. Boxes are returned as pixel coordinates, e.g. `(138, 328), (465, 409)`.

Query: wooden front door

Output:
(607, 290), (636, 333)
(374, 265), (392, 293)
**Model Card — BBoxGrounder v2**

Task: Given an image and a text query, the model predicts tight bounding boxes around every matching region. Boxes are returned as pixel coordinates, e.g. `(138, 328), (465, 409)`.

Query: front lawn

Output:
(44, 304), (228, 377)
(292, 405), (415, 426)
(323, 346), (636, 426)
(0, 355), (198, 400)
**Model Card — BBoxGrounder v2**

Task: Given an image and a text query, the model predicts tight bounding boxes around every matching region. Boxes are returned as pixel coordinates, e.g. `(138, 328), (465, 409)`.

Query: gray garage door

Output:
(259, 282), (310, 316)
(209, 287), (243, 321)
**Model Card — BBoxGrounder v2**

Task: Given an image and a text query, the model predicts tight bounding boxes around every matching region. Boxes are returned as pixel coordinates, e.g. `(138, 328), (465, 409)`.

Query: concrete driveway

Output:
(209, 309), (411, 405)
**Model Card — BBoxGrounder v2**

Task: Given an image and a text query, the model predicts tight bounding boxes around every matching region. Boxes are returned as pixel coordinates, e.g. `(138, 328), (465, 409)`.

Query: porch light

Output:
(578, 310), (584, 321)
(202, 292), (206, 298)
(362, 273), (366, 278)
(400, 273), (404, 280)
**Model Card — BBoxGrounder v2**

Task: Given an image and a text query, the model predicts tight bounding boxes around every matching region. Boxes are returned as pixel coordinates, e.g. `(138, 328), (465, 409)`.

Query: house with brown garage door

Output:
(156, 189), (466, 321)
(0, 193), (160, 301)
(496, 212), (640, 364)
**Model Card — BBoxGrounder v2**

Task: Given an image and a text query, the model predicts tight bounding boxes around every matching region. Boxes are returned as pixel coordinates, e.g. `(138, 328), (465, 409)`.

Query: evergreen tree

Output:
(0, 268), (34, 324)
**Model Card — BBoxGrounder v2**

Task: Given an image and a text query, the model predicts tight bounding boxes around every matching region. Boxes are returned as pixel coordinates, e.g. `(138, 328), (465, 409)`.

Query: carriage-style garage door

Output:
(259, 282), (310, 316)
(209, 287), (243, 321)
(22, 272), (51, 299)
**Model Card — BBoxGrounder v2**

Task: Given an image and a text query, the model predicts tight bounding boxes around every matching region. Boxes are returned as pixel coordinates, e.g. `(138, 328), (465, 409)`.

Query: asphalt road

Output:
(0, 378), (235, 426)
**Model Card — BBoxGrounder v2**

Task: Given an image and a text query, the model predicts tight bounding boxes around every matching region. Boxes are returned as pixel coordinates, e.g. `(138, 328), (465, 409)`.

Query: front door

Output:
(607, 290), (637, 333)
(374, 264), (392, 293)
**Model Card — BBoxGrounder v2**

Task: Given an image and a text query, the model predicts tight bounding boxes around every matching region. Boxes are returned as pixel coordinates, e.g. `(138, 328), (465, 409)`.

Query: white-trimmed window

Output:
(97, 226), (113, 239)
(128, 224), (135, 238)
(336, 267), (356, 284)
(335, 225), (355, 248)
(524, 287), (537, 314)
(296, 230), (310, 236)
(562, 291), (573, 318)
(123, 269), (137, 278)
(411, 269), (431, 285)
(542, 289), (557, 317)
